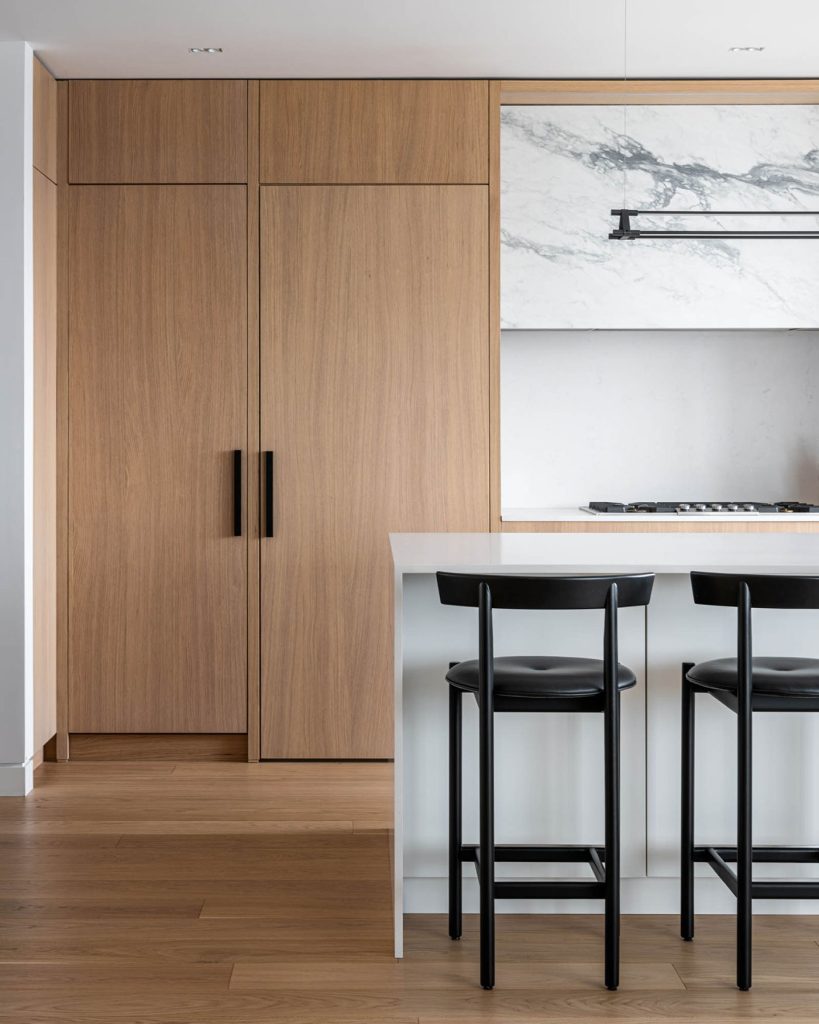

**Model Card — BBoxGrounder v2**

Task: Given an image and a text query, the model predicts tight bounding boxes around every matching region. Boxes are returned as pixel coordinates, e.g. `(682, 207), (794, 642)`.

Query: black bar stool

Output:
(681, 571), (819, 991)
(437, 571), (655, 991)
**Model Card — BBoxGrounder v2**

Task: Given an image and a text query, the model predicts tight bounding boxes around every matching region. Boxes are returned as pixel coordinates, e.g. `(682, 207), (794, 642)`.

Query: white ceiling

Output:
(0, 0), (817, 80)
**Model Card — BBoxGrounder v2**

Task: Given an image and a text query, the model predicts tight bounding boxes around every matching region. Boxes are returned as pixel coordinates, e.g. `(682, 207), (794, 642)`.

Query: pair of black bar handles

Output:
(231, 450), (274, 538)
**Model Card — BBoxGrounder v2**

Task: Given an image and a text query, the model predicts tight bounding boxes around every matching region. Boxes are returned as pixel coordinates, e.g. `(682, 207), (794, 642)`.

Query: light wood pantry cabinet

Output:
(67, 186), (248, 733)
(259, 185), (489, 758)
(60, 77), (490, 757)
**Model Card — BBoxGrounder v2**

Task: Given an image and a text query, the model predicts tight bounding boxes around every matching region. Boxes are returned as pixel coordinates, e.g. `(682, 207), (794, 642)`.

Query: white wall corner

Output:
(0, 759), (34, 798)
(0, 41), (35, 797)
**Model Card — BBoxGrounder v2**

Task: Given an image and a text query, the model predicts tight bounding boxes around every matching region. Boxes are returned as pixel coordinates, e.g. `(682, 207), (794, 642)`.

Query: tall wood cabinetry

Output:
(259, 81), (489, 758)
(62, 79), (490, 758)
(65, 82), (250, 739)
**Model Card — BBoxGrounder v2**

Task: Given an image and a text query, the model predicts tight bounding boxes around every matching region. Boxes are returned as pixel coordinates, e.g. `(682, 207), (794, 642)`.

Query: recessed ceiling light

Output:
(729, 45), (765, 53)
(189, 47), (223, 54)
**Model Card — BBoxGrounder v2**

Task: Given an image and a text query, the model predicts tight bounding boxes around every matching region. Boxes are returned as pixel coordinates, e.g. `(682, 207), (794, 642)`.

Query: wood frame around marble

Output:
(499, 79), (819, 105)
(488, 79), (819, 534)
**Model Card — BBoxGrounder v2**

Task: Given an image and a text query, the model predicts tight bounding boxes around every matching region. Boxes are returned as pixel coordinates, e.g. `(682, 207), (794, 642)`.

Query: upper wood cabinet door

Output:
(260, 80), (488, 183)
(69, 81), (247, 183)
(260, 185), (489, 758)
(68, 186), (248, 732)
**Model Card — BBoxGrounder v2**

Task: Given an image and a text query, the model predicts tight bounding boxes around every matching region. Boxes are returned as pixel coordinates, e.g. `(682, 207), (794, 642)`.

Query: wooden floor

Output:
(1, 762), (818, 1022)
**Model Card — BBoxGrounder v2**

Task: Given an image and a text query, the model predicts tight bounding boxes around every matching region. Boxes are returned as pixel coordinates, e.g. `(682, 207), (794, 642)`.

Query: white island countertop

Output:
(390, 531), (819, 576)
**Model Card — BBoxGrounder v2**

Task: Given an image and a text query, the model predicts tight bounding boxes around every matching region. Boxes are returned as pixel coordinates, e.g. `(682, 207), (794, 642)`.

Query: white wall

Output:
(0, 42), (35, 796)
(502, 329), (819, 511)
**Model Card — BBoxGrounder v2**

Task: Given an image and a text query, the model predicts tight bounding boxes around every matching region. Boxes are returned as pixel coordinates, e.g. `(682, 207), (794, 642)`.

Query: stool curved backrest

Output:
(436, 572), (655, 610)
(690, 571), (819, 610)
(436, 572), (655, 720)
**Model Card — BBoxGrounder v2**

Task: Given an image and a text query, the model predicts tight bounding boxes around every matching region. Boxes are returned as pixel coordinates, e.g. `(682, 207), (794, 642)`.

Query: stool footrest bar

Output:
(464, 844), (608, 899)
(694, 846), (819, 863)
(460, 843), (606, 864)
(694, 846), (819, 900)
(494, 880), (607, 900)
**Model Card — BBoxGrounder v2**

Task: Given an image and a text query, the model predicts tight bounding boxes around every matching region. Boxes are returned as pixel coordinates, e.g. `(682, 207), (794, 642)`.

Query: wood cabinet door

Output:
(260, 80), (488, 184)
(260, 185), (489, 758)
(68, 186), (248, 732)
(69, 81), (247, 184)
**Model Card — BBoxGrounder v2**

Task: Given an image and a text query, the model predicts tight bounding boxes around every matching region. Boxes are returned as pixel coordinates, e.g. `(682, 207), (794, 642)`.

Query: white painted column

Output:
(0, 42), (34, 796)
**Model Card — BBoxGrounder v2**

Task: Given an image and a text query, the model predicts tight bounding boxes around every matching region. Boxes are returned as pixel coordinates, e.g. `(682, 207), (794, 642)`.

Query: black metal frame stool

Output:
(681, 570), (819, 991)
(437, 571), (655, 990)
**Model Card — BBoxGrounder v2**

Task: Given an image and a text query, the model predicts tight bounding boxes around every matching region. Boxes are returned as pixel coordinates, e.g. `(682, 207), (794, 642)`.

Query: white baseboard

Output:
(0, 759), (34, 796)
(405, 876), (819, 915)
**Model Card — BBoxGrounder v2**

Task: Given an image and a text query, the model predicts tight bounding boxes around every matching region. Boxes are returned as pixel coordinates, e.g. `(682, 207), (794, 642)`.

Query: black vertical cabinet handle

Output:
(264, 451), (274, 538)
(233, 449), (242, 537)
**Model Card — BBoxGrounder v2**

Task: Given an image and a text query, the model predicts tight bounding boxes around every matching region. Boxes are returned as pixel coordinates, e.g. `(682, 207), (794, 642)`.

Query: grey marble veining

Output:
(502, 105), (819, 329)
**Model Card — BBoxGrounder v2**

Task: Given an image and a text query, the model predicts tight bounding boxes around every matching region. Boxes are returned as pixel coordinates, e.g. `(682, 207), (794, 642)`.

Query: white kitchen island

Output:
(392, 531), (819, 956)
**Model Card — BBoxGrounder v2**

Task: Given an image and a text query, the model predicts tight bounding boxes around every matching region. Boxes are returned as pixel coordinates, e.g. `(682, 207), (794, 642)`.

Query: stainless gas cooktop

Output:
(583, 501), (819, 516)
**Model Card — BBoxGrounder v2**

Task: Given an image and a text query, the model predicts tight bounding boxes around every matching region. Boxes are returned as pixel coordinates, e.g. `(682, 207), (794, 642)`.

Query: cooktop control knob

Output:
(711, 504), (723, 511)
(727, 504), (739, 511)
(678, 503), (691, 511)
(743, 503), (755, 511)
(695, 503), (708, 511)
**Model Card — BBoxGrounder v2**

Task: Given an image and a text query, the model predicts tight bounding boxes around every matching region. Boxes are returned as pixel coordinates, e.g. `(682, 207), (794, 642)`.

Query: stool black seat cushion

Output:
(446, 656), (637, 700)
(687, 656), (819, 697)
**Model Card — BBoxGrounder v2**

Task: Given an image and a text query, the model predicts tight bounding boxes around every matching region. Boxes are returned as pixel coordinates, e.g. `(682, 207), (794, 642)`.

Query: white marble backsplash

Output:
(501, 105), (819, 329)
(501, 330), (819, 508)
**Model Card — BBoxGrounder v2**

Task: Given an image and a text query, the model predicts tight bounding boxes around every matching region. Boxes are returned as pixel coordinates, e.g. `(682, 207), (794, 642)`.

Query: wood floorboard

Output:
(0, 761), (817, 1023)
(230, 958), (686, 991)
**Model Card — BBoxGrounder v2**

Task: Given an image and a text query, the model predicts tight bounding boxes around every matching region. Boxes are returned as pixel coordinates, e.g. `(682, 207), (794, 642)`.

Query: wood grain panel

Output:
(33, 57), (57, 182)
(246, 81), (261, 762)
(69, 80), (247, 183)
(260, 80), (488, 183)
(33, 168), (58, 751)
(68, 186), (248, 732)
(67, 734), (247, 762)
(56, 80), (69, 760)
(260, 185), (489, 758)
(488, 80), (502, 532)
(499, 78), (819, 104)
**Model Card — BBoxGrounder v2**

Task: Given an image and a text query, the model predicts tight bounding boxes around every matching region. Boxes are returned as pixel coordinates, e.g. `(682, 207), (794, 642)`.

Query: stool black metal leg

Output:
(737, 582), (753, 991)
(604, 687), (620, 990)
(603, 583), (621, 992)
(681, 664), (696, 941)
(478, 582), (495, 991)
(478, 707), (495, 989)
(448, 684), (463, 940)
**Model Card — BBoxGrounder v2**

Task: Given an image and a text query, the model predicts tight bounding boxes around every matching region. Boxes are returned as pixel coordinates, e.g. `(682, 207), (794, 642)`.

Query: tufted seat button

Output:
(446, 655), (637, 701)
(687, 656), (819, 698)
